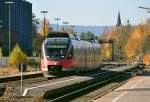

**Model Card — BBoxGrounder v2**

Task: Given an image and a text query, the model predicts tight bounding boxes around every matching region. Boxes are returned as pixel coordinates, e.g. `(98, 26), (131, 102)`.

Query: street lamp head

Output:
(54, 18), (61, 21)
(71, 25), (75, 28)
(41, 11), (48, 14)
(147, 11), (150, 13)
(138, 6), (150, 10)
(5, 2), (14, 4)
(63, 21), (69, 25)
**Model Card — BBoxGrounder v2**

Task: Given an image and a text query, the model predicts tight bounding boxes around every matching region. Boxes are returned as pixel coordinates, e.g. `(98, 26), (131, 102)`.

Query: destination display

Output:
(46, 45), (67, 48)
(46, 38), (70, 45)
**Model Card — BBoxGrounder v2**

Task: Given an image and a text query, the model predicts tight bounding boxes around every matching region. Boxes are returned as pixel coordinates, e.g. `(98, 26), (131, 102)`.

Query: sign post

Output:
(20, 64), (23, 96)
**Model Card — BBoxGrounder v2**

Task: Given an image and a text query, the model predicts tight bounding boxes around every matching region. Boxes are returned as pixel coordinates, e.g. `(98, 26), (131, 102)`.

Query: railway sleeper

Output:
(43, 71), (124, 101)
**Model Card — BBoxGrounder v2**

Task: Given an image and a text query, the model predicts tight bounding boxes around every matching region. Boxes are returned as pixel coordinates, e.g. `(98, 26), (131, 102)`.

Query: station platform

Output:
(94, 69), (150, 102)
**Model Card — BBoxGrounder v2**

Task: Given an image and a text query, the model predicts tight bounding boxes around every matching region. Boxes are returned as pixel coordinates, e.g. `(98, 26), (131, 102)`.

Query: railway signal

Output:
(99, 39), (115, 61)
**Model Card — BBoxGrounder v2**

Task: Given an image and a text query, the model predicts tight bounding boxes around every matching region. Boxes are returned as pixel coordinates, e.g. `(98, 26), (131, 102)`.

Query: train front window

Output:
(45, 44), (68, 60)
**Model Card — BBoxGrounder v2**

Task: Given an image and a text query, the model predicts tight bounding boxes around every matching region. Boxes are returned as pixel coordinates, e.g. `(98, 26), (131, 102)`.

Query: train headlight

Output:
(68, 54), (72, 59)
(42, 68), (48, 71)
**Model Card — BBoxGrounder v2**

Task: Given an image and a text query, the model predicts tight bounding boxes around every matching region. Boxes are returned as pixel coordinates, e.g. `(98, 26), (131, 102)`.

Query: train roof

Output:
(47, 32), (76, 39)
(46, 32), (99, 44)
(47, 32), (69, 38)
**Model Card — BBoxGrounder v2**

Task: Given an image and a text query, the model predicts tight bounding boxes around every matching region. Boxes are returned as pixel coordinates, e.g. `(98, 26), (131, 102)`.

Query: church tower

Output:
(116, 11), (122, 27)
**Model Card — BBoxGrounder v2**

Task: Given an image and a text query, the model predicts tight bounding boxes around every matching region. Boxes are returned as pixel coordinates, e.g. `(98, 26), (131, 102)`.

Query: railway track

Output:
(1, 70), (109, 96)
(0, 64), (144, 102)
(0, 71), (43, 97)
(0, 71), (43, 83)
(72, 74), (132, 102)
(44, 67), (143, 102)
(0, 63), (144, 83)
(45, 72), (132, 102)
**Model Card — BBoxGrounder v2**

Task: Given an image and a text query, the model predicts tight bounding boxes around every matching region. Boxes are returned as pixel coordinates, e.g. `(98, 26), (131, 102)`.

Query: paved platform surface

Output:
(94, 69), (150, 102)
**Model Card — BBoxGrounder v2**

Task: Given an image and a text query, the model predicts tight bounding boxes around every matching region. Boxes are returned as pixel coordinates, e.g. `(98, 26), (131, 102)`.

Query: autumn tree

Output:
(32, 13), (42, 56)
(32, 13), (39, 38)
(39, 18), (53, 38)
(98, 34), (107, 40)
(143, 54), (150, 65)
(100, 18), (150, 63)
(125, 25), (145, 61)
(143, 35), (150, 54)
(142, 19), (150, 64)
(66, 27), (75, 34)
(100, 20), (133, 61)
(8, 44), (27, 66)
(60, 27), (65, 32)
(32, 34), (44, 56)
(0, 47), (2, 60)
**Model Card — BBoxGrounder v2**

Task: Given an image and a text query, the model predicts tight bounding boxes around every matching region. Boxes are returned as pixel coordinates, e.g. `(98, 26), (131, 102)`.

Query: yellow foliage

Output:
(100, 18), (150, 62)
(143, 54), (150, 64)
(39, 19), (53, 37)
(101, 44), (112, 60)
(101, 27), (122, 60)
(8, 44), (27, 66)
(0, 48), (2, 60)
(125, 25), (144, 60)
(108, 28), (120, 40)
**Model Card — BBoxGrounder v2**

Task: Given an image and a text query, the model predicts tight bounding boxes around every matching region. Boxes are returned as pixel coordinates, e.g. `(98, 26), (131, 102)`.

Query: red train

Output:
(40, 32), (102, 77)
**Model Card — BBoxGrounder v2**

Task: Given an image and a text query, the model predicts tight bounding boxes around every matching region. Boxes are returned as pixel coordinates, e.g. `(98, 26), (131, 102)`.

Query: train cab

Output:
(40, 33), (75, 77)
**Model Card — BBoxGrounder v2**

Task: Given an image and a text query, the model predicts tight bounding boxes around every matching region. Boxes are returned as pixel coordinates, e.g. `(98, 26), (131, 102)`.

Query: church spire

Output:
(116, 11), (122, 27)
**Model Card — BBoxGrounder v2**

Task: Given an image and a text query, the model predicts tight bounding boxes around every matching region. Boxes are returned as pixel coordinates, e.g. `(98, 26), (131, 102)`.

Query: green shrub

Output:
(8, 43), (27, 66)
(27, 58), (36, 66)
(27, 57), (40, 69)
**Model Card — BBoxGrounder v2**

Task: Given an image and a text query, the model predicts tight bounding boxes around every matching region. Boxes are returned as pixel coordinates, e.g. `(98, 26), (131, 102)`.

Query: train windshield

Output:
(45, 38), (70, 60)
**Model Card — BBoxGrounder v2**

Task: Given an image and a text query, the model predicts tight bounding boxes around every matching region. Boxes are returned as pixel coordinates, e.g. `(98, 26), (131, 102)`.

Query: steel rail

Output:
(47, 73), (131, 102)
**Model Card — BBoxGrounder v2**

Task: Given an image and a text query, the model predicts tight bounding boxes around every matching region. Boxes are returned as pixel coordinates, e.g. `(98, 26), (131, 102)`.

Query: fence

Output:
(0, 57), (7, 66)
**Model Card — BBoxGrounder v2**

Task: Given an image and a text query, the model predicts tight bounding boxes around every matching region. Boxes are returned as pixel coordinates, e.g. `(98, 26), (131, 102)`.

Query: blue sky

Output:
(28, 0), (150, 26)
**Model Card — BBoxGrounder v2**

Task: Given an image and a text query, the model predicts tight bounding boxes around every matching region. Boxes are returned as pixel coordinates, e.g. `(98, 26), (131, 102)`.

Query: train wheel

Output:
(47, 77), (51, 80)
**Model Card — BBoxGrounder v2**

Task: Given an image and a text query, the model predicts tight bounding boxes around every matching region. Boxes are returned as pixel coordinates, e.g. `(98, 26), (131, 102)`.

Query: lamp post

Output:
(63, 21), (69, 31)
(5, 1), (14, 56)
(41, 11), (48, 37)
(54, 18), (61, 32)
